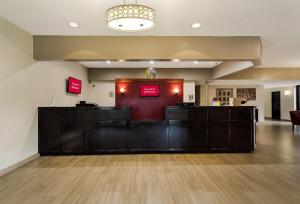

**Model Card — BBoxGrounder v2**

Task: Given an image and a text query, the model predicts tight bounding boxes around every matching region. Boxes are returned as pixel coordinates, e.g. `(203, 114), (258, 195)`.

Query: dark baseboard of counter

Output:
(40, 149), (252, 156)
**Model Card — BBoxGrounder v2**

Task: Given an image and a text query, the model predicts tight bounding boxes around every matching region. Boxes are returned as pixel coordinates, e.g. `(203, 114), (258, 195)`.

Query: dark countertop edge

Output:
(39, 106), (255, 109)
(166, 106), (256, 109)
(129, 120), (165, 124)
(38, 106), (130, 110)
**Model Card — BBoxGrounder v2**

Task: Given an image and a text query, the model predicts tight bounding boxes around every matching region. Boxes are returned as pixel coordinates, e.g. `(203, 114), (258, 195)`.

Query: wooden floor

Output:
(1, 121), (300, 204)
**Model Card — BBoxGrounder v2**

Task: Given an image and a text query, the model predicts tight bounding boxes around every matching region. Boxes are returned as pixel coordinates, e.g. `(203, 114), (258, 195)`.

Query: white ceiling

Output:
(80, 61), (222, 68)
(1, 0), (300, 68)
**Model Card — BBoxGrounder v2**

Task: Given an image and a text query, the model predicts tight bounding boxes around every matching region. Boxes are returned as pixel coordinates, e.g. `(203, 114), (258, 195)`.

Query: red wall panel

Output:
(116, 79), (183, 121)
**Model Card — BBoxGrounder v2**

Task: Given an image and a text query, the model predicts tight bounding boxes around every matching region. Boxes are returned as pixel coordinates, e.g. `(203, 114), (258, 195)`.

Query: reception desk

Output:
(38, 106), (255, 155)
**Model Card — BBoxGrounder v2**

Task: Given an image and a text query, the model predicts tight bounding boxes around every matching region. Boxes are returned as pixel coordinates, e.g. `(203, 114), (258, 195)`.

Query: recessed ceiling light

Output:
(68, 22), (80, 28)
(173, 59), (180, 62)
(150, 60), (155, 64)
(106, 60), (111, 64)
(194, 60), (199, 64)
(191, 23), (202, 29)
(118, 59), (125, 62)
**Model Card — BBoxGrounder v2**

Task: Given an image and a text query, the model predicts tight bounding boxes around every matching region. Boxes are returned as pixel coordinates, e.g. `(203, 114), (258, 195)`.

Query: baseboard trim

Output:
(0, 153), (40, 177)
(264, 117), (291, 122)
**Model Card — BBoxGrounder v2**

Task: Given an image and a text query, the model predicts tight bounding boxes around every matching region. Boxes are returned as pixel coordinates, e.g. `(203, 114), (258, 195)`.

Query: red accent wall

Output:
(116, 79), (183, 121)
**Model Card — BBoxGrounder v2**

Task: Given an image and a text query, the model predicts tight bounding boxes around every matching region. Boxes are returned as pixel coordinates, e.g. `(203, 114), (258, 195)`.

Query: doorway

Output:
(296, 85), (300, 110)
(195, 85), (200, 106)
(272, 91), (281, 120)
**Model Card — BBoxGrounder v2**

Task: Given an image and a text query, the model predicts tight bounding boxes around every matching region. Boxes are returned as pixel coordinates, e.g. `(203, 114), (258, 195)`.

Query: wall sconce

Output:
(173, 88), (179, 96)
(284, 90), (291, 96)
(120, 88), (125, 96)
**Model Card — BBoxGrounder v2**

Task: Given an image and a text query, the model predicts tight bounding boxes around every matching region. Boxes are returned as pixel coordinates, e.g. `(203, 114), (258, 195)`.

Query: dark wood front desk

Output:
(38, 106), (255, 155)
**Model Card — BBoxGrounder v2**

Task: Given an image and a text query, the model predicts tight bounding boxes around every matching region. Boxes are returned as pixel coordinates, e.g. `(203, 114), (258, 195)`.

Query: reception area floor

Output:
(1, 121), (300, 204)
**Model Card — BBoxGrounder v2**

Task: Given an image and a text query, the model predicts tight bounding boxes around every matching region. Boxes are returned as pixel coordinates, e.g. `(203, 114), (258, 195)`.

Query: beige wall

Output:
(183, 82), (195, 103)
(88, 82), (115, 106)
(200, 85), (207, 106)
(264, 86), (296, 120)
(0, 17), (89, 172)
(207, 85), (265, 122)
(0, 17), (33, 82)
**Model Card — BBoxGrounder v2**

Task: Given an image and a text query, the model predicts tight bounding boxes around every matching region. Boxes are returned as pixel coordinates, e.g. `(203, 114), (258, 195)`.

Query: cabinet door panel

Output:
(231, 109), (252, 121)
(38, 108), (63, 154)
(190, 109), (207, 124)
(62, 125), (84, 153)
(39, 124), (62, 153)
(128, 123), (166, 150)
(208, 122), (230, 149)
(230, 122), (252, 150)
(109, 110), (129, 121)
(189, 125), (208, 149)
(169, 125), (207, 150)
(39, 108), (62, 125)
(107, 127), (127, 151)
(208, 109), (230, 121)
(166, 109), (189, 121)
(86, 125), (106, 152)
(169, 125), (189, 150)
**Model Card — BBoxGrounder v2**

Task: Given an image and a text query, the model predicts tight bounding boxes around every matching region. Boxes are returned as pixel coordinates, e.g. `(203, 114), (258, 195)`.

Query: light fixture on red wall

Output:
(120, 87), (126, 96)
(173, 88), (179, 96)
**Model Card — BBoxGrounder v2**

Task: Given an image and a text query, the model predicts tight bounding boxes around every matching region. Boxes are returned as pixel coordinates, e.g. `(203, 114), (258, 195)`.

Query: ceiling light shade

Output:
(107, 2), (155, 32)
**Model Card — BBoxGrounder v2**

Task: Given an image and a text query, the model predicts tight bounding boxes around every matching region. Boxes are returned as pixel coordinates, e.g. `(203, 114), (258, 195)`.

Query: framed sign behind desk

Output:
(140, 85), (160, 97)
(216, 88), (233, 106)
(237, 88), (256, 100)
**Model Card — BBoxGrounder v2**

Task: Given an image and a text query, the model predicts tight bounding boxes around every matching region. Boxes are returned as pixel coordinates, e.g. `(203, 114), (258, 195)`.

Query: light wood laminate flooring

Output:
(1, 121), (300, 204)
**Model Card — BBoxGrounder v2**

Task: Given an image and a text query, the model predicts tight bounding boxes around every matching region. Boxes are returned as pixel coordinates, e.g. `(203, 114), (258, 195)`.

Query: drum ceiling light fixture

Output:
(107, 0), (155, 32)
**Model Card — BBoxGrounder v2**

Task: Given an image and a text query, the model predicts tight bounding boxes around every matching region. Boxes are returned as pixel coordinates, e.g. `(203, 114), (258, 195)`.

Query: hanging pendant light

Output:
(107, 0), (155, 32)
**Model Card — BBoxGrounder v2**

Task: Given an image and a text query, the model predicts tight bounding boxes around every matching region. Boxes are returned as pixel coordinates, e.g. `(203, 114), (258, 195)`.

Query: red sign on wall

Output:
(140, 85), (160, 97)
(68, 77), (82, 94)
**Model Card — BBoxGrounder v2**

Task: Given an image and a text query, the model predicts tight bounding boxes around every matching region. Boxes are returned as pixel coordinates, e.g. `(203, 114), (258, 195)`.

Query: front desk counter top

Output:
(38, 106), (255, 155)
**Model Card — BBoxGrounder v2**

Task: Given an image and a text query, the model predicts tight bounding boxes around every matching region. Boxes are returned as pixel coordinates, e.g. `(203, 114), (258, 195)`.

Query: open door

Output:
(272, 91), (281, 120)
